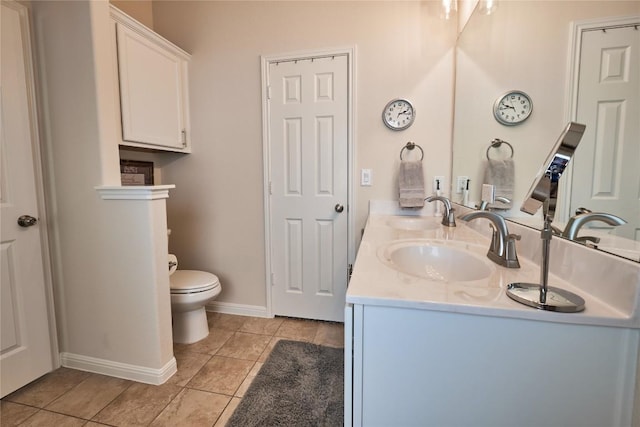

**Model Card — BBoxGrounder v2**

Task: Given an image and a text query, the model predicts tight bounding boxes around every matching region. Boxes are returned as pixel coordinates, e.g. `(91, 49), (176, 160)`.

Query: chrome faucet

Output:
(561, 212), (627, 241)
(478, 196), (511, 211)
(460, 211), (520, 268)
(425, 196), (456, 227)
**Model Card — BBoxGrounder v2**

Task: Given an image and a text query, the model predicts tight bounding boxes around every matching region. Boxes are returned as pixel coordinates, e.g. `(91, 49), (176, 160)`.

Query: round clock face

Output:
(382, 99), (415, 130)
(493, 91), (533, 125)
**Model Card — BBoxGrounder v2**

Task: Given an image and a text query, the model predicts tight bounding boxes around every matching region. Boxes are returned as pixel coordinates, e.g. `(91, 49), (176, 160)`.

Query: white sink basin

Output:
(378, 240), (494, 283)
(386, 217), (440, 230)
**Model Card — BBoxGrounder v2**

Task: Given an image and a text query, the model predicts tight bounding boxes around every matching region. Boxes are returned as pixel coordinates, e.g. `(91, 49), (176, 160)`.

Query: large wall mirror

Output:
(452, 0), (639, 262)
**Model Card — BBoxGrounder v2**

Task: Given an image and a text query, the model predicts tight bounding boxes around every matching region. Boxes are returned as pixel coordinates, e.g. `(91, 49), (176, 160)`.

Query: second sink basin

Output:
(378, 240), (495, 283)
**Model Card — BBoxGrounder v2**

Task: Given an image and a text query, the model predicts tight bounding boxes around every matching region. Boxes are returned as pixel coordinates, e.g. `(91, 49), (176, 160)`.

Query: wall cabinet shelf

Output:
(111, 6), (191, 153)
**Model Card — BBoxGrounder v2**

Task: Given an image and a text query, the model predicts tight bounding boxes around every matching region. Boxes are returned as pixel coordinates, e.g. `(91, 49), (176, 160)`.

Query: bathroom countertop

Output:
(347, 212), (640, 329)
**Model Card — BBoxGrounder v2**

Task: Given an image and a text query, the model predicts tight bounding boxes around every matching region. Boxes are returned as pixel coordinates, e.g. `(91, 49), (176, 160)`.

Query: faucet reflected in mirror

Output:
(478, 196), (510, 211)
(561, 212), (627, 245)
(451, 1), (639, 262)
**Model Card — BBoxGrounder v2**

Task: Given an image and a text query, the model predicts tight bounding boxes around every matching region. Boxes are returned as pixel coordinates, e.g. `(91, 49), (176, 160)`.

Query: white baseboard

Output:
(206, 300), (271, 318)
(60, 352), (177, 385)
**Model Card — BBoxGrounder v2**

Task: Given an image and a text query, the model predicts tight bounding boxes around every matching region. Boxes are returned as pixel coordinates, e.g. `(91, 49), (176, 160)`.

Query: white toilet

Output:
(169, 262), (222, 344)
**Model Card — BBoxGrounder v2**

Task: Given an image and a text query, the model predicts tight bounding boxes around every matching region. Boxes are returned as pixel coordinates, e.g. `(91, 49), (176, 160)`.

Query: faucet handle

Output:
(575, 207), (593, 215)
(574, 235), (600, 245)
(550, 225), (563, 235)
(507, 233), (521, 241)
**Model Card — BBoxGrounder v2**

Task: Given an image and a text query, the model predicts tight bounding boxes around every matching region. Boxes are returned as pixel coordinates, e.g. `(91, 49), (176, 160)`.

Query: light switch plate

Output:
(482, 184), (495, 203)
(361, 169), (372, 186)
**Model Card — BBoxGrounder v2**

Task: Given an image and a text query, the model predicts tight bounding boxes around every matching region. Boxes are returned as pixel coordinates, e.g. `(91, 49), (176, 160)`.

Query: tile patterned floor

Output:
(1, 314), (344, 427)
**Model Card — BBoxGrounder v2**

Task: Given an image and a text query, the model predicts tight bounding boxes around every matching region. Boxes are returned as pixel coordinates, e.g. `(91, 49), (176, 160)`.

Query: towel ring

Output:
(400, 142), (424, 161)
(486, 138), (514, 160)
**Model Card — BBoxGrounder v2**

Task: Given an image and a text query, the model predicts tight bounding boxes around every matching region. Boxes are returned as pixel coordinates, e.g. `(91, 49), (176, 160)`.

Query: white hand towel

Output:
(483, 158), (514, 209)
(398, 160), (425, 208)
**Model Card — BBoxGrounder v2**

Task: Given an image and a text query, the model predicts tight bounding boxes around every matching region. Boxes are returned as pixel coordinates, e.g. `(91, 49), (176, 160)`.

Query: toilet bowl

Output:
(170, 268), (222, 344)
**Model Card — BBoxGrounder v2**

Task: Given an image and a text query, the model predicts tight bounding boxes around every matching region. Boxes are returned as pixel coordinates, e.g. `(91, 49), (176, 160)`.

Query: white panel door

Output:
(1, 1), (54, 397)
(570, 24), (639, 240)
(268, 55), (348, 322)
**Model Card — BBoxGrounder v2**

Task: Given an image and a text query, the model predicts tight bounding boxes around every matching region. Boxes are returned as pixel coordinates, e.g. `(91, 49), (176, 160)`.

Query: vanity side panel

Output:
(359, 306), (638, 427)
(344, 304), (353, 427)
(352, 304), (364, 427)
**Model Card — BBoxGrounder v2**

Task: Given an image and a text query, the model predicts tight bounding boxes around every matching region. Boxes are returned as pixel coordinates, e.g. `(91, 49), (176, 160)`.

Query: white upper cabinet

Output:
(110, 7), (191, 153)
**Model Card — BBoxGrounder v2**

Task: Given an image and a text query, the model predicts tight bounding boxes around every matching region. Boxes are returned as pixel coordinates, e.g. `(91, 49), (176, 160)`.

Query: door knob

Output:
(17, 215), (38, 227)
(334, 204), (344, 213)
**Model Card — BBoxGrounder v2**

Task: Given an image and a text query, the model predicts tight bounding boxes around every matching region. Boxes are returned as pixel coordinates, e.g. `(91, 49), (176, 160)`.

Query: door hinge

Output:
(271, 272), (276, 286)
(181, 129), (187, 147)
(347, 263), (353, 283)
(268, 181), (273, 195)
(267, 85), (272, 100)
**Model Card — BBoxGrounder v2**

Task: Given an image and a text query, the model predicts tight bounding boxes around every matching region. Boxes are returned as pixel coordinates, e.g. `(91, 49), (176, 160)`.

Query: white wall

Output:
(32, 1), (174, 379)
(151, 1), (457, 310)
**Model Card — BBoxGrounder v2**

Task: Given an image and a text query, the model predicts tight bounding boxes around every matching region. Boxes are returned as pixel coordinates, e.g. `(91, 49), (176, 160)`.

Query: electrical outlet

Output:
(456, 176), (469, 194)
(432, 176), (445, 193)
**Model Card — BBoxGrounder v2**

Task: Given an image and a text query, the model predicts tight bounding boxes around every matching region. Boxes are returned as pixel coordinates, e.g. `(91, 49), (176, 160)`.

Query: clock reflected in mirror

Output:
(493, 90), (533, 126)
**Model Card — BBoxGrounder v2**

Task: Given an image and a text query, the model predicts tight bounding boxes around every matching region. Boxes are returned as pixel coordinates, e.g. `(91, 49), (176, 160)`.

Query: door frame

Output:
(557, 15), (639, 221)
(2, 0), (59, 375)
(260, 47), (356, 318)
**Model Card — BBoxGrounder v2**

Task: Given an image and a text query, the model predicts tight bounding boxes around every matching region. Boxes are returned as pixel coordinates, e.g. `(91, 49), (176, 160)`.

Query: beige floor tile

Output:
(313, 321), (345, 348)
(44, 374), (131, 419)
(150, 388), (230, 427)
(187, 356), (253, 396)
(92, 382), (182, 426)
(0, 401), (39, 426)
(238, 317), (284, 335)
(166, 350), (211, 387)
(213, 396), (240, 427)
(174, 328), (234, 356)
(216, 332), (272, 361)
(207, 313), (248, 332)
(18, 410), (86, 427)
(275, 318), (319, 342)
(234, 362), (263, 398)
(4, 368), (91, 408)
(2, 316), (342, 426)
(257, 336), (286, 363)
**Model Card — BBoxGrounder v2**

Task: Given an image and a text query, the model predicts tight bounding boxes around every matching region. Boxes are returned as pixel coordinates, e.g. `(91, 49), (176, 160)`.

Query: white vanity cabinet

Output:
(346, 209), (640, 426)
(110, 7), (191, 153)
(345, 303), (639, 427)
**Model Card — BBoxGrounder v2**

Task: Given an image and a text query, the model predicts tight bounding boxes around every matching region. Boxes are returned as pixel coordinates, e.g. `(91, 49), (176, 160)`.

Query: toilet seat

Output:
(170, 270), (220, 294)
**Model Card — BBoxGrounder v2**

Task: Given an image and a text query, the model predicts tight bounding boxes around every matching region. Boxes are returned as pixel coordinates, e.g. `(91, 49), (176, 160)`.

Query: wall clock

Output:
(382, 99), (415, 131)
(493, 90), (533, 125)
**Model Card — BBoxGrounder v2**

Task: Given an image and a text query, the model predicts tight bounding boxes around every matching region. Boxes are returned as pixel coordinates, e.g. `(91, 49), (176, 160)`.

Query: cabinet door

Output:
(116, 23), (188, 150)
